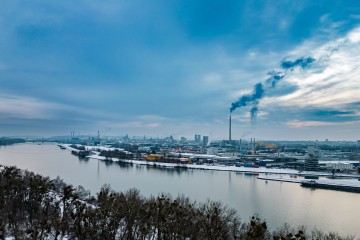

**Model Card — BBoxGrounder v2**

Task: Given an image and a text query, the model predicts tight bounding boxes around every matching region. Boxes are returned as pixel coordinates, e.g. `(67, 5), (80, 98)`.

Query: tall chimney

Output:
(229, 114), (232, 141)
(239, 139), (242, 154)
(253, 138), (256, 155)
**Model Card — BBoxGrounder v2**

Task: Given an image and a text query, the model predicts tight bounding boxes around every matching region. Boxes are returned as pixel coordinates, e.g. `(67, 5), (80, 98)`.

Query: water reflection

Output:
(91, 158), (195, 179)
(78, 157), (89, 163)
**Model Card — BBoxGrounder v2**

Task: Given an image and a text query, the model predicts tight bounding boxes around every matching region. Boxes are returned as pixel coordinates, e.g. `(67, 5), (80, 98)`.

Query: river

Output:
(0, 142), (359, 237)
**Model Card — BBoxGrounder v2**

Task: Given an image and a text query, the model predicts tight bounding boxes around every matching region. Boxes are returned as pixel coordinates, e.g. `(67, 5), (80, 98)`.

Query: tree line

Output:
(0, 138), (25, 146)
(0, 165), (356, 240)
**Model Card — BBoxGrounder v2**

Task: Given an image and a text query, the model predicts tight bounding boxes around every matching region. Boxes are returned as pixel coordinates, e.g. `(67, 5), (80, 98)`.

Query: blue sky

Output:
(1, 0), (360, 140)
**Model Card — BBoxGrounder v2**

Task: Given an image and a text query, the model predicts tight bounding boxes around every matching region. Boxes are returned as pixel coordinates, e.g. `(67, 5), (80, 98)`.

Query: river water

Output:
(0, 143), (359, 237)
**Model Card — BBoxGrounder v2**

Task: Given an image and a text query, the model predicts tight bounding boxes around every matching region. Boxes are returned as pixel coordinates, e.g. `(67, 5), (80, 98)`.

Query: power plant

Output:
(227, 114), (258, 155)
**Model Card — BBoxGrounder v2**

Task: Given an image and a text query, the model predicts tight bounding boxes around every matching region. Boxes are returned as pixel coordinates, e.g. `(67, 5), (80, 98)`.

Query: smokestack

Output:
(239, 139), (242, 154)
(229, 114), (232, 141)
(253, 138), (256, 155)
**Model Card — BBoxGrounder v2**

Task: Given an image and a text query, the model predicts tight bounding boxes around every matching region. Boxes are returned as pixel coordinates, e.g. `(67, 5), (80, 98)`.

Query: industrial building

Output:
(304, 146), (321, 171)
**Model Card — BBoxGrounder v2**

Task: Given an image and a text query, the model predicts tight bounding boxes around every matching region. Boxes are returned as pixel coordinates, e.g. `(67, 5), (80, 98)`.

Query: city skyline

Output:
(1, 1), (360, 140)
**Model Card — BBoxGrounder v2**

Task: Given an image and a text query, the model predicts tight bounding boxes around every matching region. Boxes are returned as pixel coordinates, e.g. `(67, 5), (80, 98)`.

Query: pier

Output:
(258, 176), (360, 193)
(301, 180), (360, 193)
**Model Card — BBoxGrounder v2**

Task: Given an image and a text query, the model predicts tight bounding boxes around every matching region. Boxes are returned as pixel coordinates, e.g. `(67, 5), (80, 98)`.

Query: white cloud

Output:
(112, 121), (161, 128)
(263, 25), (360, 111)
(0, 94), (58, 119)
(286, 119), (360, 129)
(286, 120), (333, 128)
(137, 115), (169, 121)
(202, 73), (222, 86)
(102, 115), (168, 130)
(0, 94), (103, 122)
(348, 27), (360, 43)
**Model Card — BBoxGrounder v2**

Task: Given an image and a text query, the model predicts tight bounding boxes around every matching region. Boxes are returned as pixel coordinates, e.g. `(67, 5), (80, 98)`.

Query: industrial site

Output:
(59, 114), (360, 175)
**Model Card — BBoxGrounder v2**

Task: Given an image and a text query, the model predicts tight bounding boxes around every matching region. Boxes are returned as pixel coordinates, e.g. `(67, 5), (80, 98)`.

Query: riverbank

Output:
(61, 144), (360, 178)
(81, 144), (360, 194)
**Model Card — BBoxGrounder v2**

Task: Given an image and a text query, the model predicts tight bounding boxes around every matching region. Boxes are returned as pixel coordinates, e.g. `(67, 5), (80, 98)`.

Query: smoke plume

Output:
(230, 83), (264, 113)
(281, 57), (315, 70)
(230, 56), (315, 122)
(250, 106), (258, 124)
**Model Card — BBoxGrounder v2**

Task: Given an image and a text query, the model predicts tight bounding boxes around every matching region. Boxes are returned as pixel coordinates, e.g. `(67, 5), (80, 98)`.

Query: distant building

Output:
(307, 145), (323, 159)
(305, 157), (319, 171)
(304, 146), (320, 171)
(202, 136), (209, 148)
(209, 141), (221, 148)
(195, 134), (201, 143)
(325, 162), (353, 171)
(207, 147), (226, 155)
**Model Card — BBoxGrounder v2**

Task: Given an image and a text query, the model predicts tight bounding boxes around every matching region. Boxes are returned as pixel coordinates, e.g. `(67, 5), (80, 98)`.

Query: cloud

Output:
(263, 26), (360, 115)
(0, 94), (59, 119)
(137, 115), (169, 121)
(286, 120), (333, 128)
(112, 121), (161, 128)
(230, 55), (316, 123)
(348, 27), (360, 42)
(229, 25), (360, 133)
(0, 93), (121, 124)
(99, 115), (169, 132)
(303, 109), (359, 122)
(286, 117), (360, 129)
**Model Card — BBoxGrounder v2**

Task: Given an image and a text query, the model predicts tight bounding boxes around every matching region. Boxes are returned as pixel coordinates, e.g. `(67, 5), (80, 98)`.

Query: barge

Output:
(301, 180), (360, 193)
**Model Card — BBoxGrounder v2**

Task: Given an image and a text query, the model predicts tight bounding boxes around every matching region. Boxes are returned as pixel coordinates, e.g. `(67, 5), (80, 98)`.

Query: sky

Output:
(1, 0), (360, 141)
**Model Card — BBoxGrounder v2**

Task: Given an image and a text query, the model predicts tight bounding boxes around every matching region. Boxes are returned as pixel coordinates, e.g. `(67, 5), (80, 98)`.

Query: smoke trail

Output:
(250, 105), (258, 123)
(281, 57), (315, 70)
(266, 57), (315, 88)
(230, 83), (264, 113)
(230, 56), (315, 122)
(266, 70), (285, 88)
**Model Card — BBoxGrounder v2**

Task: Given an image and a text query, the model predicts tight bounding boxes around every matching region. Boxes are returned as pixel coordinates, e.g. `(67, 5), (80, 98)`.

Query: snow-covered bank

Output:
(59, 144), (360, 178)
(87, 154), (360, 178)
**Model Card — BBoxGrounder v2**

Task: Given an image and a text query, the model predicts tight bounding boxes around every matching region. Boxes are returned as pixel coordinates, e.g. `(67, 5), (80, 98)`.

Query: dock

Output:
(258, 176), (360, 193)
(257, 176), (303, 183)
(301, 180), (360, 193)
